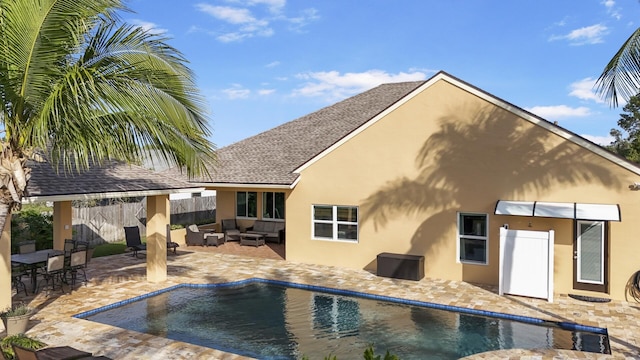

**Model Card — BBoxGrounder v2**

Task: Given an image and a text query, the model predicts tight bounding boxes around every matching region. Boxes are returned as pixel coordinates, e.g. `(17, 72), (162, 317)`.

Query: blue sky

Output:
(125, 0), (640, 148)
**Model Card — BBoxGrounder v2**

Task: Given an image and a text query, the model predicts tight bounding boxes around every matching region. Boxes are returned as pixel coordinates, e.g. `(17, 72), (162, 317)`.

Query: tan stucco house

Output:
(186, 71), (640, 302)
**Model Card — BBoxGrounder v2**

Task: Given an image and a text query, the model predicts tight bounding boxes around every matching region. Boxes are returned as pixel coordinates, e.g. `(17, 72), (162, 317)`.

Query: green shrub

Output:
(0, 334), (46, 360)
(10, 205), (53, 252)
(300, 346), (399, 360)
(363, 346), (399, 360)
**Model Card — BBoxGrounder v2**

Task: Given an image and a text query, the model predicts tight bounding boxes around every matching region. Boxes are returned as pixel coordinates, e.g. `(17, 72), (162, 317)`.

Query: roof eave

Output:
(194, 182), (297, 190)
(24, 187), (205, 203)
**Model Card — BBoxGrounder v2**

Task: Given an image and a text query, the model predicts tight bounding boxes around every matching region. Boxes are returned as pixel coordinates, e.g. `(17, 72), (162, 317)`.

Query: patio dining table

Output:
(11, 248), (64, 293)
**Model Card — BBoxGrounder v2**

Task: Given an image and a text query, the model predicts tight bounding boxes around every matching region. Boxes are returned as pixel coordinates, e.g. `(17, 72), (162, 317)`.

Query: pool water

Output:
(77, 280), (610, 359)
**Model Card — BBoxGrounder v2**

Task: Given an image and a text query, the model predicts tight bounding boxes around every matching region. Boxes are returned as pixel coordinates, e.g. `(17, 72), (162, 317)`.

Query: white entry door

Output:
(499, 228), (554, 302)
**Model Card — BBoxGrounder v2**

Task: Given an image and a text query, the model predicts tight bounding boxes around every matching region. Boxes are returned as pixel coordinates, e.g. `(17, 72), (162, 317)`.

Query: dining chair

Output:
(66, 249), (88, 286)
(37, 253), (66, 293)
(64, 239), (76, 256)
(11, 263), (28, 296)
(18, 240), (36, 254)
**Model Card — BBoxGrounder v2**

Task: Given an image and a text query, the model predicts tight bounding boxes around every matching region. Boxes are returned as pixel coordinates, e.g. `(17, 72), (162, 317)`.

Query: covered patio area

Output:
(0, 160), (205, 310)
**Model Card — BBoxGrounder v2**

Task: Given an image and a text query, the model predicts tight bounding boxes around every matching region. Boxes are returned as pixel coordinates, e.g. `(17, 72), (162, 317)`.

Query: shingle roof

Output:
(27, 159), (202, 201)
(197, 80), (426, 185)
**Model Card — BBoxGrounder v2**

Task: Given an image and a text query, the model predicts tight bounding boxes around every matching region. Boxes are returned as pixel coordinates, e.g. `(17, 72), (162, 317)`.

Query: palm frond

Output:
(596, 27), (640, 107)
(1, 0), (214, 178)
(0, 0), (124, 140)
(33, 22), (214, 176)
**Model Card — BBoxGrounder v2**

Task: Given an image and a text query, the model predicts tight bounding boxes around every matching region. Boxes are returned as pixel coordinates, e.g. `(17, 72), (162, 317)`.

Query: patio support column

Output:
(0, 213), (11, 310)
(53, 201), (73, 250)
(146, 194), (169, 283)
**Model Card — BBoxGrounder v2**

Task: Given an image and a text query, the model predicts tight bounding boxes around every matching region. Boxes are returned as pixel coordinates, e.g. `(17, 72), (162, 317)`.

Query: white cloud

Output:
(292, 70), (429, 100)
(287, 8), (320, 31)
(196, 5), (256, 24)
(549, 24), (608, 45)
(258, 89), (276, 95)
(195, 4), (271, 41)
(265, 61), (281, 68)
(569, 77), (605, 103)
(525, 105), (592, 119)
(217, 32), (251, 42)
(222, 84), (251, 99)
(129, 19), (168, 35)
(195, 2), (317, 42)
(247, 0), (286, 14)
(581, 134), (614, 145)
(602, 0), (621, 20)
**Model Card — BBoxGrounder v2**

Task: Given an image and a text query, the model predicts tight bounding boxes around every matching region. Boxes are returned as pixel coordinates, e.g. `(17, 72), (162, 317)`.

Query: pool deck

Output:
(5, 242), (640, 360)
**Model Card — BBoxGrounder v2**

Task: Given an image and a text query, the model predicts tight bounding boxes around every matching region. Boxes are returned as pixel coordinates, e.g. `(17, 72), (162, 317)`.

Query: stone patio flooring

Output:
(4, 242), (640, 359)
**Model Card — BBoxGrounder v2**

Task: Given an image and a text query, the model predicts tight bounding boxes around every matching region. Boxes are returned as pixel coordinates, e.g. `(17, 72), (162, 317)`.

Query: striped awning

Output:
(494, 200), (621, 221)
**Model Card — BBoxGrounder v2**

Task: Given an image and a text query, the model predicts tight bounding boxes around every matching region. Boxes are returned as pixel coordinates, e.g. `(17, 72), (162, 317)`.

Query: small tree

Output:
(0, 0), (216, 247)
(606, 93), (640, 163)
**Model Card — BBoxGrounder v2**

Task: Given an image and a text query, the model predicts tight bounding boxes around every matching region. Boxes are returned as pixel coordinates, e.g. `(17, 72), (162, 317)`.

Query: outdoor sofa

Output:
(246, 220), (285, 244)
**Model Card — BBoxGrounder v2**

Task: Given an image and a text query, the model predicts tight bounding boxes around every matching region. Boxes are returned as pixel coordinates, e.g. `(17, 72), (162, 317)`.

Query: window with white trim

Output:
(263, 192), (285, 220)
(236, 191), (257, 218)
(312, 205), (358, 242)
(458, 213), (488, 264)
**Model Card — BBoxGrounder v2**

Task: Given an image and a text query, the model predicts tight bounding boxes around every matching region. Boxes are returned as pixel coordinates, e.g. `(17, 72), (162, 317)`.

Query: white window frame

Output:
(262, 192), (285, 221)
(457, 212), (489, 265)
(312, 205), (359, 242)
(576, 220), (605, 285)
(236, 191), (258, 219)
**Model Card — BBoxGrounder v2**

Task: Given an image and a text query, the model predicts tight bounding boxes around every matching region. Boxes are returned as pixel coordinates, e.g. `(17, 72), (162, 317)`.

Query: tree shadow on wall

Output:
(360, 103), (620, 276)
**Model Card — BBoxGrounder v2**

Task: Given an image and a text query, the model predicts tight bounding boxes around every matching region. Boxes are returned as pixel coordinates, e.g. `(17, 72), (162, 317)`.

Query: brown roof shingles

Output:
(27, 160), (200, 198)
(203, 80), (426, 185)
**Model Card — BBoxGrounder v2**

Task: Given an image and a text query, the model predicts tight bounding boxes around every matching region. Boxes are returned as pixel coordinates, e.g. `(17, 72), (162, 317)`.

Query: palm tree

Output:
(596, 28), (640, 106)
(0, 0), (215, 232)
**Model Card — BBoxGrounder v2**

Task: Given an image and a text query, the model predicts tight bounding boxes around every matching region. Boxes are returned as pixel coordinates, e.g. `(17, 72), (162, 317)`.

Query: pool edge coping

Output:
(72, 277), (610, 337)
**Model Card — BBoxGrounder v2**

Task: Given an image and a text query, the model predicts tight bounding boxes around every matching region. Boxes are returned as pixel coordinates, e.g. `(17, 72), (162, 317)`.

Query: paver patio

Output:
(3, 243), (639, 359)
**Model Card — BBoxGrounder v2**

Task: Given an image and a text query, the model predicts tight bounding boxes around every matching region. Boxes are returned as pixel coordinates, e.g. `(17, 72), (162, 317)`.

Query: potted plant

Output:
(1, 303), (34, 336)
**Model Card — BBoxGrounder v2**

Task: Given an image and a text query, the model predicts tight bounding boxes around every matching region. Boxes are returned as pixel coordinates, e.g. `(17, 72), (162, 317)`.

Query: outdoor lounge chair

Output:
(221, 219), (241, 242)
(186, 224), (223, 247)
(166, 224), (180, 254)
(124, 226), (146, 258)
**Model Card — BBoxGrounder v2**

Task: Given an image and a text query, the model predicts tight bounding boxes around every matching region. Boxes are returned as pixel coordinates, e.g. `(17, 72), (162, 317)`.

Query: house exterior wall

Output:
(285, 79), (640, 300)
(216, 188), (289, 231)
(53, 201), (73, 250)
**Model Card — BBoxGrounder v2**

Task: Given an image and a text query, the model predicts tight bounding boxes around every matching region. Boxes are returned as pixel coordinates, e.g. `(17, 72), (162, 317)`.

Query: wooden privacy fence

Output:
(72, 196), (216, 245)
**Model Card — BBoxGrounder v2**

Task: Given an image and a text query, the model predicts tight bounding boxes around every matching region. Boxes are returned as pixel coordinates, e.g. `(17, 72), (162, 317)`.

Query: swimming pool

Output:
(75, 279), (610, 359)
